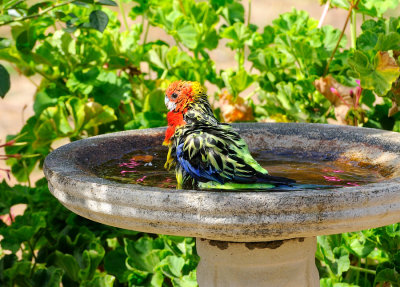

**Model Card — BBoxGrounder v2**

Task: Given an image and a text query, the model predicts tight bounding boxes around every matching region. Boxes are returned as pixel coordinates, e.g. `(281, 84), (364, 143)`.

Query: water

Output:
(94, 147), (385, 190)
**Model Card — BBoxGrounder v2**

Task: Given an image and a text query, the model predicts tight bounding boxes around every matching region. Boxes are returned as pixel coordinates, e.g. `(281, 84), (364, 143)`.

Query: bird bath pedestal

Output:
(44, 123), (400, 287)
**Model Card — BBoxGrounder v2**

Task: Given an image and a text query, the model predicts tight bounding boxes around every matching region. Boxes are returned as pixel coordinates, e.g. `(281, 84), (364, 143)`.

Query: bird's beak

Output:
(165, 95), (177, 111)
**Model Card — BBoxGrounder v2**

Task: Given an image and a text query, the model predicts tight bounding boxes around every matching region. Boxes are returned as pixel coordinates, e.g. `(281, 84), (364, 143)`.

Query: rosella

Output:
(163, 80), (295, 189)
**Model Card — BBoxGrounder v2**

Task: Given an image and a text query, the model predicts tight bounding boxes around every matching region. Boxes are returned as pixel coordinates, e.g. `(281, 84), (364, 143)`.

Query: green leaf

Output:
(330, 0), (351, 9)
(322, 25), (344, 51)
(174, 17), (197, 50)
(78, 242), (105, 281)
(90, 10), (109, 33)
(0, 64), (10, 98)
(221, 22), (252, 49)
(385, 223), (400, 237)
(360, 19), (386, 34)
(261, 26), (275, 46)
(221, 2), (245, 25)
(83, 102), (117, 130)
(2, 260), (32, 283)
(0, 254), (18, 281)
(360, 90), (376, 108)
(66, 97), (85, 132)
(172, 271), (197, 287)
(345, 233), (375, 257)
(317, 236), (350, 277)
(34, 104), (74, 146)
(81, 274), (115, 287)
(375, 268), (400, 286)
(356, 30), (378, 51)
(147, 45), (169, 70)
(104, 247), (130, 283)
(50, 251), (80, 282)
(32, 267), (64, 287)
(125, 236), (170, 273)
(16, 28), (37, 53)
(331, 247), (350, 276)
(349, 51), (400, 96)
(359, 0), (400, 17)
(33, 89), (59, 115)
(0, 37), (11, 49)
(96, 0), (117, 6)
(375, 33), (400, 51)
(0, 212), (47, 253)
(221, 69), (255, 98)
(157, 256), (185, 278)
(149, 271), (164, 287)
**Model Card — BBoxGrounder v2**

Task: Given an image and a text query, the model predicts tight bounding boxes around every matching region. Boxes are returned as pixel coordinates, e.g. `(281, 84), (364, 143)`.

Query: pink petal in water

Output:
(346, 182), (360, 186)
(332, 170), (344, 173)
(120, 170), (137, 176)
(119, 161), (140, 168)
(323, 176), (342, 182)
(136, 176), (147, 182)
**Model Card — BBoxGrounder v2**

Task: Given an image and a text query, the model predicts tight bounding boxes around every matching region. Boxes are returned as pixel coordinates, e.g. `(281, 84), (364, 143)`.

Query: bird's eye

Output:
(171, 93), (178, 99)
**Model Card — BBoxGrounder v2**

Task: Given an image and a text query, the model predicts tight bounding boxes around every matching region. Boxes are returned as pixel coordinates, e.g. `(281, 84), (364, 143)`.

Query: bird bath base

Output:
(196, 237), (319, 287)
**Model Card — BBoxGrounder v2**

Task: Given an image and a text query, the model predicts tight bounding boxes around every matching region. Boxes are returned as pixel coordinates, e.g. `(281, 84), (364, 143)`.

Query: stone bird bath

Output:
(43, 123), (400, 287)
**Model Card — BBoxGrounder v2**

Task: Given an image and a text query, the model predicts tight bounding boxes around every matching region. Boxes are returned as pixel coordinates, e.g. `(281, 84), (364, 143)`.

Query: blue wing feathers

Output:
(176, 143), (225, 184)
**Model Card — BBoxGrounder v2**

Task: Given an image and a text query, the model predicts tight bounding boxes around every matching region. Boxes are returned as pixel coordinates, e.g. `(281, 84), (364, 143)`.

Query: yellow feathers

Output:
(189, 81), (206, 98)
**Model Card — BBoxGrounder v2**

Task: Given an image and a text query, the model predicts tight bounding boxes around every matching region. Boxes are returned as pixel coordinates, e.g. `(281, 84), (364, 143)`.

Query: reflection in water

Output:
(94, 147), (385, 191)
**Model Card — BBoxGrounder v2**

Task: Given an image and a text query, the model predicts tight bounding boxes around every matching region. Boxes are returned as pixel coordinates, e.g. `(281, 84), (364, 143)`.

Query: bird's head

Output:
(165, 81), (206, 113)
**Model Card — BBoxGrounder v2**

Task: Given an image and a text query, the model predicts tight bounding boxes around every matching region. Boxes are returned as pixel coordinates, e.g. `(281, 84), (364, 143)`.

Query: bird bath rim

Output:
(43, 123), (400, 242)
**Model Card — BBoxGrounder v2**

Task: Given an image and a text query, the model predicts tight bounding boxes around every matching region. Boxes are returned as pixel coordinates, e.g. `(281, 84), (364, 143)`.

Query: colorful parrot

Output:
(163, 80), (296, 190)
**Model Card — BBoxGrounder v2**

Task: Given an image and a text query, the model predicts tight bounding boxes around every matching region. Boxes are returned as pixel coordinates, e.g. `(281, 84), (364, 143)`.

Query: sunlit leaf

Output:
(349, 51), (400, 96)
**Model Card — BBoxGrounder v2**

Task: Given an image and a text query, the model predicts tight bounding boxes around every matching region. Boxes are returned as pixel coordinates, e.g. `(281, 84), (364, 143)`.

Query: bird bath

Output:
(43, 123), (400, 287)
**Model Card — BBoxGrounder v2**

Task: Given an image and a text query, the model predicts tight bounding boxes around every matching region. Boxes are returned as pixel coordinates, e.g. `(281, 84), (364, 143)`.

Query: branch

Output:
(318, 0), (331, 28)
(323, 0), (361, 76)
(0, 0), (75, 27)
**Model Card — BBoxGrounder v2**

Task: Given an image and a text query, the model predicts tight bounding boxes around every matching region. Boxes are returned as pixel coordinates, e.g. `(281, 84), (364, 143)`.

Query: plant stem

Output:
(22, 160), (31, 188)
(178, 0), (186, 16)
(118, 0), (130, 32)
(247, 0), (252, 26)
(323, 0), (361, 76)
(0, 0), (75, 26)
(351, 8), (357, 49)
(7, 0), (25, 10)
(143, 18), (150, 45)
(349, 265), (376, 275)
(355, 258), (360, 286)
(286, 36), (307, 78)
(318, 0), (331, 28)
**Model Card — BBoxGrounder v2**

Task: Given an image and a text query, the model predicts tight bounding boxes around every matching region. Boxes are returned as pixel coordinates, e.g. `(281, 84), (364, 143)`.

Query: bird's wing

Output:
(175, 126), (267, 184)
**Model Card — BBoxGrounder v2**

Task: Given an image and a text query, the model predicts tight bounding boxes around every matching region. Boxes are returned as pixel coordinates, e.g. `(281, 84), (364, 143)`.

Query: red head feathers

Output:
(163, 81), (206, 145)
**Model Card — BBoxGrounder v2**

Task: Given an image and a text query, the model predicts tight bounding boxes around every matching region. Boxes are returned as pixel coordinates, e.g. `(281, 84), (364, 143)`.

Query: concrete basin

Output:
(43, 123), (400, 287)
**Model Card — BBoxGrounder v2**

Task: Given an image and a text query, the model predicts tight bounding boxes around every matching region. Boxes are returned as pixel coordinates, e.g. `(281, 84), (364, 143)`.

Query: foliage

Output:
(0, 179), (199, 286)
(1, 0), (400, 286)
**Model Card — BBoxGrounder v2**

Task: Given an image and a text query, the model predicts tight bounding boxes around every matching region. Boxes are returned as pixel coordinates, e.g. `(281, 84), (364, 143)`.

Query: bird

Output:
(163, 80), (296, 190)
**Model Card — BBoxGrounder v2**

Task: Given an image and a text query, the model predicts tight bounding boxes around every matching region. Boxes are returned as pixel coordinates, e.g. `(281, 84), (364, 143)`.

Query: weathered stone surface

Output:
(196, 237), (319, 287)
(44, 123), (400, 242)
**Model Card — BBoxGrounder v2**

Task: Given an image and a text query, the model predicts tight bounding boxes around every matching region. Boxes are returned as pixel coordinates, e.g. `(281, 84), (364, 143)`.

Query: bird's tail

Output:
(257, 174), (335, 190)
(257, 173), (296, 185)
(198, 181), (333, 191)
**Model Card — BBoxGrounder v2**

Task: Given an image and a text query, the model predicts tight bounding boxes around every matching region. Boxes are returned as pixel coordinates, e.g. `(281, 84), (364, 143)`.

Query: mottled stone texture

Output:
(196, 237), (319, 287)
(44, 123), (400, 242)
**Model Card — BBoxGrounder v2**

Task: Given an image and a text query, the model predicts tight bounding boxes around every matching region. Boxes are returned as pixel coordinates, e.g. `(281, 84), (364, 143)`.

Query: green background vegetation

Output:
(1, 0), (400, 286)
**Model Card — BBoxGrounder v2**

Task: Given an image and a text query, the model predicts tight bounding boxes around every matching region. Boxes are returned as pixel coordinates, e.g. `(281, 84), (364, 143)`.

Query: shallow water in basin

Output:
(93, 147), (386, 191)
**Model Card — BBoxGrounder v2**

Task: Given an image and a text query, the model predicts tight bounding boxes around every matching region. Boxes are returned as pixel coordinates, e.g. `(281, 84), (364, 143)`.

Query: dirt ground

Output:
(0, 0), (390, 185)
